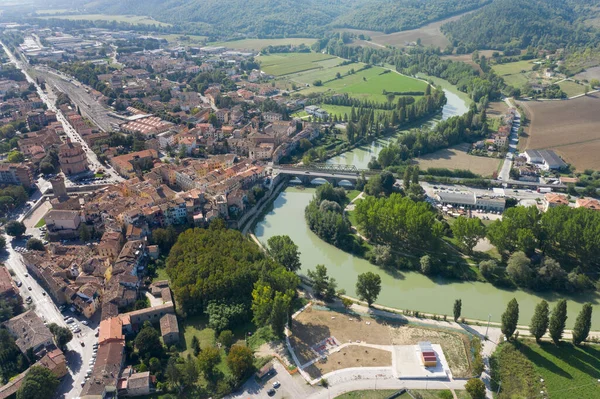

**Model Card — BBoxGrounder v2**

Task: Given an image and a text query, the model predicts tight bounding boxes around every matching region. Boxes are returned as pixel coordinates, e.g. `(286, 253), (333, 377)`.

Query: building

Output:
(98, 317), (125, 345)
(0, 163), (34, 188)
(81, 340), (125, 399)
(544, 193), (569, 211)
(263, 112), (282, 122)
(44, 209), (82, 232)
(58, 138), (89, 175)
(3, 310), (54, 356)
(0, 266), (19, 302)
(435, 191), (506, 212)
(37, 348), (68, 378)
(119, 371), (153, 396)
(110, 149), (158, 178)
(304, 105), (329, 120)
(523, 149), (567, 170)
(575, 197), (600, 211)
(159, 313), (179, 346)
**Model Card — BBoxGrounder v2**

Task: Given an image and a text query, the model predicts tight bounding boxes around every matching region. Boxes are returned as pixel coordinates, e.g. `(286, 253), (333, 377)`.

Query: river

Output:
(255, 78), (600, 328)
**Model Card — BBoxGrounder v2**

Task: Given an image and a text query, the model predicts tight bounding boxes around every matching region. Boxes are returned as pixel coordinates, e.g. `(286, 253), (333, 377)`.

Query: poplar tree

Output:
(572, 303), (593, 346)
(529, 300), (549, 343)
(548, 299), (567, 344)
(501, 298), (519, 340)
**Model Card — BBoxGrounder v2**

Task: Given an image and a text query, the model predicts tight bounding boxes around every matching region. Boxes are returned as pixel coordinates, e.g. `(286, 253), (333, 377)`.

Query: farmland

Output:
(414, 143), (501, 177)
(210, 37), (317, 51)
(519, 94), (600, 170)
(491, 59), (541, 89)
(36, 14), (171, 26)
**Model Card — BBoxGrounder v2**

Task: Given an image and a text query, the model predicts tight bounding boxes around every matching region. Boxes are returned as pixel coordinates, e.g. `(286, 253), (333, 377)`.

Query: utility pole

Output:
(485, 314), (492, 339)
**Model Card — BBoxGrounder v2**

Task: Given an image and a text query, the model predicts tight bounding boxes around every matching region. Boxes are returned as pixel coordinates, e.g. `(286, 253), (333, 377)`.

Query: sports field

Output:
(37, 14), (171, 26)
(210, 38), (317, 51)
(519, 93), (600, 170)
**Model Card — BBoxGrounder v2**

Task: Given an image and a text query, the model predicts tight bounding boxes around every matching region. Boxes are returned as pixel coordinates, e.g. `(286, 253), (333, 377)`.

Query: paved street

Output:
(0, 41), (122, 184)
(498, 100), (521, 182)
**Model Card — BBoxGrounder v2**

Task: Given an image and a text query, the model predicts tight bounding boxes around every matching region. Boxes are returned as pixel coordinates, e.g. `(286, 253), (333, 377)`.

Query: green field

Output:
(210, 38), (317, 51)
(258, 52), (336, 76)
(300, 66), (428, 103)
(558, 80), (587, 97)
(492, 60), (537, 76)
(502, 73), (530, 89)
(35, 9), (70, 15)
(37, 14), (171, 26)
(520, 341), (600, 399)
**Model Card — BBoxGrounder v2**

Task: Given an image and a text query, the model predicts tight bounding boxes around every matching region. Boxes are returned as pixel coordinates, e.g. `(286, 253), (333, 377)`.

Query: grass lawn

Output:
(37, 14), (171, 26)
(335, 390), (469, 399)
(210, 38), (317, 51)
(502, 73), (530, 89)
(492, 60), (537, 76)
(286, 62), (367, 86)
(300, 67), (428, 103)
(559, 80), (587, 97)
(519, 340), (600, 399)
(152, 267), (169, 283)
(34, 218), (45, 228)
(258, 52), (336, 76)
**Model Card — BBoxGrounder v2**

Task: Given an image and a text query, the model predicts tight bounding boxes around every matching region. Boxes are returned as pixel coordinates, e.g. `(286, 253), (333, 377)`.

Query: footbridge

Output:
(273, 163), (372, 187)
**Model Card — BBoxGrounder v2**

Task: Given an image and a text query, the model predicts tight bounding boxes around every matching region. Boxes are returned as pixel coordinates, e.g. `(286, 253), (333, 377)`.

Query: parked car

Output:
(267, 389), (276, 396)
(81, 320), (88, 326)
(273, 381), (281, 389)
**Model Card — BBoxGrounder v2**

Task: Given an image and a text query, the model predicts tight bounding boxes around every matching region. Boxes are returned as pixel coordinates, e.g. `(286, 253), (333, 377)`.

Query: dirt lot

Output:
(414, 143), (501, 177)
(291, 307), (472, 378)
(486, 100), (509, 118)
(441, 50), (496, 73)
(304, 346), (392, 378)
(519, 94), (600, 170)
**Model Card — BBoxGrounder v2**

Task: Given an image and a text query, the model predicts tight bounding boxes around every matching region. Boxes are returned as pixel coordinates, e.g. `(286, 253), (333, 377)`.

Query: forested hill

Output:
(441, 0), (600, 52)
(76, 0), (488, 37)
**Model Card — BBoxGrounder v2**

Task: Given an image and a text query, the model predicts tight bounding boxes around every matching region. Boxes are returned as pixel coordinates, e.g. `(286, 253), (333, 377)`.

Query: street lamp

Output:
(485, 314), (492, 340)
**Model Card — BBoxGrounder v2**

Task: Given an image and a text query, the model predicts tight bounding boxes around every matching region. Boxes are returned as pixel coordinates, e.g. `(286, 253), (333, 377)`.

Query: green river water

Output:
(255, 79), (600, 328)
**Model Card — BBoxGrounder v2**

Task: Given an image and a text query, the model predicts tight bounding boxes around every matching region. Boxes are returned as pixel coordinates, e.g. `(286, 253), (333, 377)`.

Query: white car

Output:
(81, 320), (88, 326)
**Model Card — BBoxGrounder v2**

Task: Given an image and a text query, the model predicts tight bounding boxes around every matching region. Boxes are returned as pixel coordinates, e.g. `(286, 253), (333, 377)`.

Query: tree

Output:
(478, 260), (496, 278)
(591, 78), (600, 88)
(0, 235), (5, 252)
(16, 366), (59, 399)
(529, 300), (549, 343)
(506, 251), (532, 287)
(181, 354), (199, 388)
(267, 235), (301, 272)
(7, 151), (24, 163)
(79, 223), (91, 242)
(548, 299), (567, 344)
(453, 299), (462, 322)
(251, 281), (273, 326)
(572, 303), (593, 346)
(5, 220), (25, 237)
(451, 216), (485, 254)
(48, 323), (73, 350)
(217, 330), (234, 352)
(191, 335), (201, 356)
(165, 356), (182, 390)
(135, 324), (163, 360)
(26, 238), (45, 251)
(197, 346), (220, 380)
(356, 272), (381, 306)
(270, 291), (291, 337)
(226, 345), (254, 381)
(148, 357), (161, 373)
(465, 378), (486, 399)
(307, 264), (336, 301)
(501, 298), (519, 340)
(420, 255), (432, 275)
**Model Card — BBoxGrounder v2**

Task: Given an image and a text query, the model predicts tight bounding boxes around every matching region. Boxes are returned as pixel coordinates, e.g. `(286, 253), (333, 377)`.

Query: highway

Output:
(0, 41), (123, 184)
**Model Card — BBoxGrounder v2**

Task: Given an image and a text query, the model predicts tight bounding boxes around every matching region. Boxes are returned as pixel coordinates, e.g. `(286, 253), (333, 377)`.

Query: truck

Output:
(537, 187), (552, 193)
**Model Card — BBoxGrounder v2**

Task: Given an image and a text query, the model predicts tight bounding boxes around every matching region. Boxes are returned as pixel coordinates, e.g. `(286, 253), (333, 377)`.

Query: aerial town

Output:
(0, 2), (599, 399)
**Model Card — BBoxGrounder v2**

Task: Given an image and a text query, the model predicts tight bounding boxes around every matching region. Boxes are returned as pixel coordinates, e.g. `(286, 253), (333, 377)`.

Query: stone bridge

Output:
(273, 163), (371, 187)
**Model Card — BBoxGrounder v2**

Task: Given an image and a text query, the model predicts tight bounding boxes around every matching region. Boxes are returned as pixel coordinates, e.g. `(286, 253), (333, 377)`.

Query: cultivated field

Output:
(574, 65), (600, 81)
(414, 143), (501, 177)
(335, 11), (472, 49)
(519, 94), (600, 170)
(37, 14), (171, 26)
(491, 60), (536, 76)
(290, 307), (473, 379)
(258, 53), (336, 76)
(210, 38), (317, 51)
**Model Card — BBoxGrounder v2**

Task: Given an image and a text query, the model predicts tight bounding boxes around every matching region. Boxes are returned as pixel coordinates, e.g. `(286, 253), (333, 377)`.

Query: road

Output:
(0, 41), (122, 184)
(3, 233), (97, 399)
(498, 99), (520, 182)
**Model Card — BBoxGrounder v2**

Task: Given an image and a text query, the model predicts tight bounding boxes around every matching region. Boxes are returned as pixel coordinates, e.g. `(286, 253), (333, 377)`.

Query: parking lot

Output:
(228, 360), (316, 399)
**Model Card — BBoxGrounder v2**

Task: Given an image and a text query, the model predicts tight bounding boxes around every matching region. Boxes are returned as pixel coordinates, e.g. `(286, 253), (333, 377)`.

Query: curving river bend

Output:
(255, 78), (599, 328)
